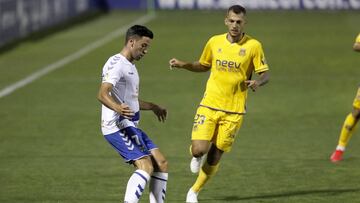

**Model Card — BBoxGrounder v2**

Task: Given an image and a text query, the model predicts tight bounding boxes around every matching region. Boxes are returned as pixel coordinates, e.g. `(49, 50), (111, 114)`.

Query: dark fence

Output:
(0, 0), (102, 48)
(106, 0), (360, 10)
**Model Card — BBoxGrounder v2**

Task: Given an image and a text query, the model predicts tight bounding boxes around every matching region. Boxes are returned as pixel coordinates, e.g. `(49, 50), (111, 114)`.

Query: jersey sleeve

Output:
(198, 37), (213, 67)
(252, 41), (269, 74)
(102, 60), (123, 86)
(356, 33), (360, 43)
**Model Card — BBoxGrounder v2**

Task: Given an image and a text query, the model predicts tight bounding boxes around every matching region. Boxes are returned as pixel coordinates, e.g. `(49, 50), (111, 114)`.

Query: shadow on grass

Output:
(2, 188), (359, 202)
(210, 188), (360, 202)
(169, 188), (360, 202)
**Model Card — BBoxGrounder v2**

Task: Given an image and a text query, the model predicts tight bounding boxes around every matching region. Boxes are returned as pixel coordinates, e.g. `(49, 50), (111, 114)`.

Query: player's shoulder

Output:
(103, 54), (128, 73)
(204, 33), (227, 47)
(243, 34), (262, 46)
(110, 53), (126, 64)
(208, 33), (227, 41)
(107, 54), (131, 68)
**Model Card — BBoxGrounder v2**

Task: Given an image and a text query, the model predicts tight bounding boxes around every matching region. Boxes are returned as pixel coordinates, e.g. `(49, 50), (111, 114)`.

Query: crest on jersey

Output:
(217, 48), (222, 53)
(239, 48), (246, 56)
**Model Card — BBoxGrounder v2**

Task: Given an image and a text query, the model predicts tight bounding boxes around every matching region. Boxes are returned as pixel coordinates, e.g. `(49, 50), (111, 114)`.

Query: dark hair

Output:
(125, 25), (154, 43)
(228, 5), (246, 15)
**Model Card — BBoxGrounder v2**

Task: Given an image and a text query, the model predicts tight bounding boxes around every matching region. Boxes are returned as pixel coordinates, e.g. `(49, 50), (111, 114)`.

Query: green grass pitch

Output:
(0, 10), (360, 203)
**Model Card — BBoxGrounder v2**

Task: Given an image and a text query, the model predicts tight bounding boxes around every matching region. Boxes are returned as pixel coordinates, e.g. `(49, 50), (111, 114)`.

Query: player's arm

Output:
(169, 58), (210, 72)
(353, 42), (360, 52)
(97, 82), (134, 119)
(245, 71), (270, 92)
(139, 99), (167, 122)
(169, 37), (213, 72)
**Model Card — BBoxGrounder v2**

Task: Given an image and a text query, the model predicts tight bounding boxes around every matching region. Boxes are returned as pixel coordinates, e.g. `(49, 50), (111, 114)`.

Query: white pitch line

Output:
(0, 13), (156, 99)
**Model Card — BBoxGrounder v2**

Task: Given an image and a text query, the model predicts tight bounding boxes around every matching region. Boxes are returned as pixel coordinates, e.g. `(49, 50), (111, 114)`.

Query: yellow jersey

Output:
(356, 33), (360, 43)
(198, 33), (269, 114)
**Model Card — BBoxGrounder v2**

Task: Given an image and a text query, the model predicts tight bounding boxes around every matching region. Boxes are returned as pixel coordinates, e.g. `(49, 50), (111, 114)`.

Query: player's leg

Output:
(339, 108), (360, 147)
(190, 140), (210, 173)
(190, 106), (217, 173)
(104, 129), (153, 203)
(331, 108), (360, 162)
(186, 107), (217, 203)
(124, 157), (153, 203)
(187, 112), (243, 203)
(137, 128), (169, 203)
(187, 144), (223, 202)
(331, 88), (360, 162)
(149, 149), (168, 203)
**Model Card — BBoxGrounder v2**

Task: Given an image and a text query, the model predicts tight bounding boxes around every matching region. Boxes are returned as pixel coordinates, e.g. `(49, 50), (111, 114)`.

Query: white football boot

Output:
(186, 188), (198, 203)
(190, 156), (205, 173)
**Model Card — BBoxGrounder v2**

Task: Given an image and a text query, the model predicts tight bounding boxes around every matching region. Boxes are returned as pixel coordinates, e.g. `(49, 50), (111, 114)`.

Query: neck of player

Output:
(227, 33), (244, 44)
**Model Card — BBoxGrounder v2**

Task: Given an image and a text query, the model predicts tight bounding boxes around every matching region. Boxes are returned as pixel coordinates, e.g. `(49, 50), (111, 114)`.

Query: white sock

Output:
(149, 172), (168, 203)
(124, 169), (150, 203)
(336, 145), (345, 151)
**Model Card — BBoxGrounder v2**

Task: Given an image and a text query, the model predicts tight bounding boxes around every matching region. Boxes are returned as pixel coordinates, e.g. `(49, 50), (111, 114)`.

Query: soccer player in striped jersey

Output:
(169, 5), (270, 203)
(97, 25), (168, 203)
(330, 33), (360, 162)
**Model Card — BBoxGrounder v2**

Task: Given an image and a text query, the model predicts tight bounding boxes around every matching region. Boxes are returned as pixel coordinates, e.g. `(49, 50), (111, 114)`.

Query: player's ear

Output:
(128, 38), (135, 48)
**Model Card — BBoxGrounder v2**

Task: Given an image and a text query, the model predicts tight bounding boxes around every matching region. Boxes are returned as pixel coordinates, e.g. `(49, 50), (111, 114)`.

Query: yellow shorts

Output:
(191, 106), (243, 152)
(353, 87), (360, 109)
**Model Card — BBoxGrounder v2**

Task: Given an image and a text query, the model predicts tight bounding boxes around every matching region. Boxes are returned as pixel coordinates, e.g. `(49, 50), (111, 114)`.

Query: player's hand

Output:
(151, 105), (167, 122)
(245, 80), (259, 92)
(118, 103), (134, 119)
(169, 58), (184, 70)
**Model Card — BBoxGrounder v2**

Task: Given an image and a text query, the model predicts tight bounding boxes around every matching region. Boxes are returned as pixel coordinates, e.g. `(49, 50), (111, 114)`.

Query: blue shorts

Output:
(104, 126), (157, 163)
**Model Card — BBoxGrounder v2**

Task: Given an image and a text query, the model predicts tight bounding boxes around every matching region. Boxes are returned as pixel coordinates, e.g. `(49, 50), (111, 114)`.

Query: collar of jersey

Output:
(224, 33), (248, 45)
(118, 53), (134, 66)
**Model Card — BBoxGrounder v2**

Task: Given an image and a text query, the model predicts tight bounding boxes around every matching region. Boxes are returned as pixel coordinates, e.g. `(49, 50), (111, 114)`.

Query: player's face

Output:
(130, 36), (152, 61)
(225, 11), (246, 37)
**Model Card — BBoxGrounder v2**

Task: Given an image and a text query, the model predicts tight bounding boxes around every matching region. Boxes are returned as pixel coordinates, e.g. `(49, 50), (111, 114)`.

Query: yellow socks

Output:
(338, 113), (358, 149)
(191, 162), (219, 192)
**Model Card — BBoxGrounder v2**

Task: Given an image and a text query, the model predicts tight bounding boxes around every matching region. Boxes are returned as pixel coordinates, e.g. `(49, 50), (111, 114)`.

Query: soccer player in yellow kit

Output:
(169, 5), (269, 202)
(330, 33), (360, 162)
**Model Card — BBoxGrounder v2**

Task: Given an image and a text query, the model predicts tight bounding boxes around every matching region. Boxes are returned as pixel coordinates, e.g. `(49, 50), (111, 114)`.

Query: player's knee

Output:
(157, 159), (168, 172)
(142, 164), (154, 175)
(135, 158), (154, 175)
(191, 140), (210, 157)
(191, 146), (207, 157)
